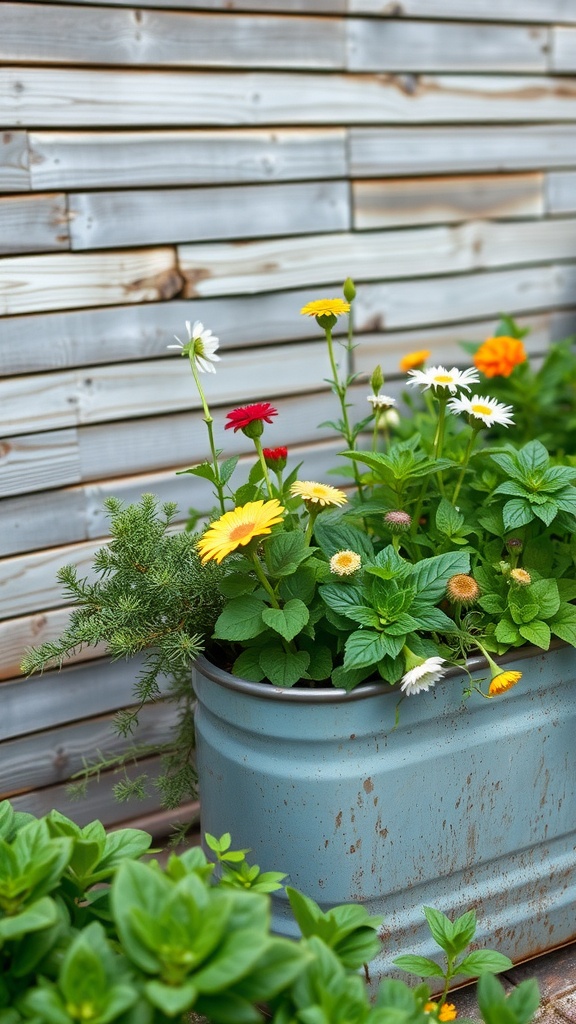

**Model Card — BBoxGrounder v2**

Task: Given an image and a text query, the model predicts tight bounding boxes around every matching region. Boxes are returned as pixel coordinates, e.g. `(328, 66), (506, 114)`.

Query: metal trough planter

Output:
(193, 643), (576, 988)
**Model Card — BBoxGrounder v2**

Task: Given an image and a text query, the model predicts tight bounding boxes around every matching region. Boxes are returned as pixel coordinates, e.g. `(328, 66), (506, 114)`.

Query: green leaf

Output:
(232, 648), (266, 682)
(262, 599), (309, 642)
(344, 630), (402, 670)
(313, 516), (374, 560)
(0, 896), (58, 942)
(259, 647), (310, 687)
(319, 583), (365, 620)
(495, 618), (523, 645)
(456, 949), (513, 977)
(422, 906), (461, 957)
(279, 565), (317, 604)
(479, 594), (505, 614)
(502, 499), (534, 531)
(516, 440), (550, 476)
(392, 954), (445, 979)
(506, 979), (541, 1023)
(518, 620), (550, 649)
(184, 462), (217, 483)
(220, 456), (239, 486)
(219, 573), (258, 598)
(264, 532), (310, 577)
(409, 551), (470, 601)
(435, 499), (465, 537)
(213, 597), (267, 641)
(550, 603), (576, 646)
(529, 579), (560, 620)
(145, 979), (198, 1016)
(508, 589), (539, 625)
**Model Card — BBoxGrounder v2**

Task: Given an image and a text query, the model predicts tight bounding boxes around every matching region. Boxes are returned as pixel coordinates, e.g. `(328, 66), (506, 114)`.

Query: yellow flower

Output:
(197, 499), (285, 564)
(425, 1003), (457, 1022)
(330, 550), (362, 576)
(399, 349), (431, 373)
(488, 670), (522, 696)
(510, 568), (531, 587)
(300, 298), (350, 318)
(290, 481), (347, 508)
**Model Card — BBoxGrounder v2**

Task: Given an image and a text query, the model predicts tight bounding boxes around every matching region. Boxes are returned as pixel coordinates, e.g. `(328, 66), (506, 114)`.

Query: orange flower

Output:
(400, 349), (430, 373)
(473, 336), (527, 378)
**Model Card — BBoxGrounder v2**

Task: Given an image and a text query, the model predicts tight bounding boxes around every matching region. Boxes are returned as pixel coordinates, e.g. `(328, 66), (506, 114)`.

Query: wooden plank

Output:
(4, 69), (576, 128)
(353, 172), (544, 229)
(0, 5), (345, 70)
(0, 428), (80, 498)
(7, 757), (171, 828)
(28, 128), (347, 191)
(0, 193), (69, 255)
(68, 181), (350, 250)
(348, 0), (576, 23)
(349, 125), (576, 177)
(551, 28), (576, 72)
(0, 131), (29, 192)
(24, 0), (346, 10)
(0, 607), (107, 681)
(0, 654), (153, 739)
(0, 340), (331, 437)
(0, 702), (178, 794)
(0, 487), (89, 558)
(354, 263), (576, 332)
(0, 248), (181, 316)
(0, 539), (101, 621)
(0, 289), (344, 375)
(179, 218), (576, 297)
(346, 19), (548, 73)
(546, 171), (576, 213)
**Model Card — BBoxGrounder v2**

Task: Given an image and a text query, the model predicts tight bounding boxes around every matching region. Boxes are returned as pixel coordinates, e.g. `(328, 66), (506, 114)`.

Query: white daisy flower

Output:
(367, 394), (397, 409)
(406, 365), (479, 394)
(400, 656), (447, 696)
(168, 320), (220, 373)
(447, 394), (514, 428)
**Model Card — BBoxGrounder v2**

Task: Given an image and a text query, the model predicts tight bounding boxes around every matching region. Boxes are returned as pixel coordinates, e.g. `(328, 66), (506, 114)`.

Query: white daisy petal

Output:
(367, 394), (397, 409)
(448, 394), (514, 428)
(400, 657), (447, 696)
(406, 365), (480, 394)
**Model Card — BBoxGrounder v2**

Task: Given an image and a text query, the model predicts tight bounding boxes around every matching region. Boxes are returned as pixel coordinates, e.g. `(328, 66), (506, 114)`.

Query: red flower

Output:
(225, 402), (278, 433)
(263, 446), (288, 462)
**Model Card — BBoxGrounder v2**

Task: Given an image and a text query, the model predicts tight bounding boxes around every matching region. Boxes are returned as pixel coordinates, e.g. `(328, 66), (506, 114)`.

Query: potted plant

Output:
(23, 283), (576, 987)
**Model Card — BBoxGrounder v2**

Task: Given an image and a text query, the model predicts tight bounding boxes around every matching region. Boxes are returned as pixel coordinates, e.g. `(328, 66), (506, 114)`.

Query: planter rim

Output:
(193, 642), (558, 704)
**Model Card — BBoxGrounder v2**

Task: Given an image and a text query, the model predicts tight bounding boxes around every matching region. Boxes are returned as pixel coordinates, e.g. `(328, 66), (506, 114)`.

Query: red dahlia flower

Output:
(263, 446), (288, 463)
(225, 402), (278, 434)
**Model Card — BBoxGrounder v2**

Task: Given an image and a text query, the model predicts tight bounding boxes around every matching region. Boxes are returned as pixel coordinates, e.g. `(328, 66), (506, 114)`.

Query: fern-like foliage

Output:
(21, 495), (225, 808)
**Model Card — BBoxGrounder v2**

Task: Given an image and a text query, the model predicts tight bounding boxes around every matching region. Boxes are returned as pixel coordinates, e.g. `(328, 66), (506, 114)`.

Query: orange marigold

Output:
(473, 336), (527, 378)
(400, 349), (431, 373)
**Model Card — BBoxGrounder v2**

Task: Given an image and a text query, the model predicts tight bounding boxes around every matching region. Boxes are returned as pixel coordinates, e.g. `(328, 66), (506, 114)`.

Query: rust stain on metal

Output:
(335, 810), (342, 829)
(363, 777), (374, 794)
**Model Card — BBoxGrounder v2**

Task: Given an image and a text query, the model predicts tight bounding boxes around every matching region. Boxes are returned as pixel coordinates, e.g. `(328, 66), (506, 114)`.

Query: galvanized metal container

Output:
(193, 644), (576, 988)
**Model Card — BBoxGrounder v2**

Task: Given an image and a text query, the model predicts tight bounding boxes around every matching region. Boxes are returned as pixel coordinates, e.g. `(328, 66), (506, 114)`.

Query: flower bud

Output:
(263, 446), (288, 470)
(370, 364), (384, 393)
(384, 510), (412, 534)
(446, 574), (480, 606)
(505, 538), (524, 554)
(510, 567), (531, 587)
(343, 277), (356, 302)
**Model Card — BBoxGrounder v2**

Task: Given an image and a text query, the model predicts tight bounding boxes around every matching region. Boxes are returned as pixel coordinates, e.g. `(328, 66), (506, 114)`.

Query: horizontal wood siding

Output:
(1, 0), (575, 834)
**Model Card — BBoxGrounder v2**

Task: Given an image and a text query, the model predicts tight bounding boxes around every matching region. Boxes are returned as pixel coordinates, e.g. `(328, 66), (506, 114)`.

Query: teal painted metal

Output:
(193, 645), (576, 989)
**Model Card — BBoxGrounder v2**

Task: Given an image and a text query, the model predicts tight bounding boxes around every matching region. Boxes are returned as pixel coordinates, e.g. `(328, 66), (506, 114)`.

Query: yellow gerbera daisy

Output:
(197, 499), (285, 564)
(488, 670), (522, 696)
(300, 298), (350, 318)
(290, 481), (347, 508)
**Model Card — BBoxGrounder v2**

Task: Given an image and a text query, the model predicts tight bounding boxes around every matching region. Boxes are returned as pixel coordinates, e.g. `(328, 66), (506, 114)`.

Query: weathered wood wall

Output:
(2, 0), (576, 834)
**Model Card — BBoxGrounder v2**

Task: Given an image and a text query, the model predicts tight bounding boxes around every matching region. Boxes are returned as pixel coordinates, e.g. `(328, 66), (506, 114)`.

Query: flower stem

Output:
(253, 436), (274, 499)
(325, 326), (365, 501)
(250, 550), (280, 608)
(451, 423), (481, 507)
(190, 358), (226, 514)
(433, 393), (448, 497)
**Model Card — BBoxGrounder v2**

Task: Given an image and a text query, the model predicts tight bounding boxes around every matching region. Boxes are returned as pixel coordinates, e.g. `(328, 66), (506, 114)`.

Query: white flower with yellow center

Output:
(168, 320), (220, 373)
(406, 365), (479, 394)
(330, 550), (362, 576)
(448, 393), (514, 428)
(400, 656), (447, 696)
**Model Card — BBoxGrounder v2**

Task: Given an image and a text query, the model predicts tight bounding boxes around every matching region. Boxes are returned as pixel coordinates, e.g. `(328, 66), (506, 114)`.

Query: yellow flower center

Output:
(433, 374), (453, 383)
(471, 402), (492, 416)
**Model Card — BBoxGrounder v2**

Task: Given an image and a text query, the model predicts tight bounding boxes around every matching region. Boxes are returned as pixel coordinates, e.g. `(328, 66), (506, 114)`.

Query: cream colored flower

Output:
(406, 365), (479, 394)
(290, 481), (347, 508)
(330, 550), (362, 576)
(400, 656), (447, 696)
(448, 393), (514, 428)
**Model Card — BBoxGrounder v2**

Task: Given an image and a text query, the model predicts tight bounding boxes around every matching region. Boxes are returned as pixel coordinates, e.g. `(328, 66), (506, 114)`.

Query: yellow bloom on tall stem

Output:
(197, 499), (285, 564)
(290, 481), (347, 508)
(300, 298), (350, 318)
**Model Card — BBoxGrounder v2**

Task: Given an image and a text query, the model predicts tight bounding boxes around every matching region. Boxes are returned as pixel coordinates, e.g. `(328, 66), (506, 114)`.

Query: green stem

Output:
(253, 436), (274, 499)
(325, 326), (365, 501)
(440, 956), (454, 1007)
(451, 424), (480, 508)
(304, 507), (320, 545)
(250, 550), (280, 608)
(433, 393), (449, 498)
(190, 359), (226, 515)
